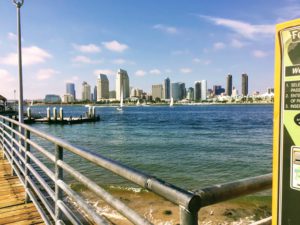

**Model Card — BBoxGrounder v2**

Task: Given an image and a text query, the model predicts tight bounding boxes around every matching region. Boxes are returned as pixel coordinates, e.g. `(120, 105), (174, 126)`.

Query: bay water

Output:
(29, 104), (273, 191)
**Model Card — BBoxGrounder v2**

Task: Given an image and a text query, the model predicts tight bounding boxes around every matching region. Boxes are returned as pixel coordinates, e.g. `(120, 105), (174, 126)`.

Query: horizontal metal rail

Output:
(0, 115), (273, 225)
(194, 173), (272, 207)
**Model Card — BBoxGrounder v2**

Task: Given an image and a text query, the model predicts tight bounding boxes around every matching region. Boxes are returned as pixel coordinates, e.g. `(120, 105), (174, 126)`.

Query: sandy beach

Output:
(73, 186), (271, 225)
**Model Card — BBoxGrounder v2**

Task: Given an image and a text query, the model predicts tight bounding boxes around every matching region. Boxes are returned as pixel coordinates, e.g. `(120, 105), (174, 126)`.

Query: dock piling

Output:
(59, 107), (63, 121)
(53, 107), (57, 121)
(46, 107), (50, 121)
(27, 107), (31, 120)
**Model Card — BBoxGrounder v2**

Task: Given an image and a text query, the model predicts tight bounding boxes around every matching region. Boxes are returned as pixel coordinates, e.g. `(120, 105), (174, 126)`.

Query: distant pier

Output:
(23, 106), (100, 124)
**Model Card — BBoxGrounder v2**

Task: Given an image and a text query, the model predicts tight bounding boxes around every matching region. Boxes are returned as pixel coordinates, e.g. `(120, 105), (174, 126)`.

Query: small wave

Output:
(108, 185), (147, 193)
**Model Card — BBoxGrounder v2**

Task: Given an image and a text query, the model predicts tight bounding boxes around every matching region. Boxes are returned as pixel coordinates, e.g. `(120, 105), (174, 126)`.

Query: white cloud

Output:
(102, 40), (128, 53)
(199, 15), (274, 39)
(7, 32), (17, 41)
(252, 50), (268, 58)
(153, 24), (178, 34)
(180, 68), (192, 74)
(213, 42), (226, 50)
(72, 55), (102, 64)
(171, 49), (190, 55)
(112, 58), (126, 65)
(94, 69), (115, 76)
(0, 46), (52, 66)
(73, 44), (101, 53)
(230, 39), (246, 48)
(193, 58), (211, 65)
(165, 69), (172, 73)
(36, 68), (60, 80)
(149, 69), (161, 75)
(0, 69), (15, 82)
(135, 70), (146, 77)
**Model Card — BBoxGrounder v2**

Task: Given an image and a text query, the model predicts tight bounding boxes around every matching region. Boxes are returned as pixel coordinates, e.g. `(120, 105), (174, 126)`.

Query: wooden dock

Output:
(0, 151), (44, 225)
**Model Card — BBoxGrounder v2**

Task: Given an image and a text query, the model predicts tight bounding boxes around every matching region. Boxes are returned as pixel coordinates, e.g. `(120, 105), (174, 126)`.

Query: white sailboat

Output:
(136, 99), (140, 106)
(117, 82), (124, 111)
(170, 97), (174, 107)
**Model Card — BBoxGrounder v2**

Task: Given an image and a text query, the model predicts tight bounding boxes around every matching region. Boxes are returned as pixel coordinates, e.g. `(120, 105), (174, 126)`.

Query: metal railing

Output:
(0, 115), (272, 225)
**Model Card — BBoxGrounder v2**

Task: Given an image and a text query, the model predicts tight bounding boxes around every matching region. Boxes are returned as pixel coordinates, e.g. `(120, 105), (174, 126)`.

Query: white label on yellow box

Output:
(291, 146), (300, 190)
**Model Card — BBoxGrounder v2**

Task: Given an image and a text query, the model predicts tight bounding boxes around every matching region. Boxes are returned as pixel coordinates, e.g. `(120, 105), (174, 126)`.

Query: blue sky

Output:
(0, 0), (299, 99)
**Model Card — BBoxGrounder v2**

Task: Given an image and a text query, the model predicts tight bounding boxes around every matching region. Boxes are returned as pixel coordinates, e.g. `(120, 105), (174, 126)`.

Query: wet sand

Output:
(75, 187), (271, 225)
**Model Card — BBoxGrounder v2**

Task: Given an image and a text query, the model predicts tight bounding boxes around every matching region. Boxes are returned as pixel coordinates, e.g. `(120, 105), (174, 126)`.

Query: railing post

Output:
(0, 118), (4, 158)
(180, 207), (199, 225)
(25, 129), (31, 203)
(10, 121), (16, 176)
(55, 145), (63, 223)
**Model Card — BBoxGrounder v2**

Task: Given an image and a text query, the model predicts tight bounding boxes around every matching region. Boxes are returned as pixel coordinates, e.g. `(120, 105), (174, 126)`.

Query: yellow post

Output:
(273, 18), (300, 225)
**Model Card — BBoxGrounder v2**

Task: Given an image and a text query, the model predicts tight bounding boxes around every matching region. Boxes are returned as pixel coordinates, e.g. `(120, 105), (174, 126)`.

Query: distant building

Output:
(163, 77), (171, 99)
(93, 86), (97, 101)
(232, 86), (238, 97)
(226, 74), (232, 96)
(63, 94), (74, 103)
(179, 82), (186, 100)
(109, 90), (116, 99)
(171, 83), (181, 101)
(44, 94), (61, 103)
(194, 81), (201, 101)
(66, 83), (76, 100)
(241, 73), (248, 96)
(130, 88), (143, 98)
(82, 81), (91, 101)
(213, 85), (225, 96)
(116, 69), (130, 100)
(267, 88), (274, 94)
(152, 84), (163, 99)
(97, 74), (109, 100)
(187, 87), (194, 101)
(201, 80), (207, 100)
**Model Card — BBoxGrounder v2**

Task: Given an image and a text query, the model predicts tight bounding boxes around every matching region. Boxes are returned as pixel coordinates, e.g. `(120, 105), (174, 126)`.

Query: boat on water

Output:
(170, 97), (174, 107)
(117, 82), (124, 111)
(136, 99), (141, 106)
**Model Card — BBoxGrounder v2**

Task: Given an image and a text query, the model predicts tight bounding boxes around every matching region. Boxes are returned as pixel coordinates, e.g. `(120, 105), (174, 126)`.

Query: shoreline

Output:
(71, 184), (271, 225)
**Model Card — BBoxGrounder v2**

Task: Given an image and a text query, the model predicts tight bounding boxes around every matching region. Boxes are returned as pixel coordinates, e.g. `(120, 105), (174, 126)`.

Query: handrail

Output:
(0, 115), (272, 224)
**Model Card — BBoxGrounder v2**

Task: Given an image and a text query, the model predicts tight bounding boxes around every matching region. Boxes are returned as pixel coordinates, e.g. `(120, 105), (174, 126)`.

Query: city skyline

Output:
(0, 1), (299, 99)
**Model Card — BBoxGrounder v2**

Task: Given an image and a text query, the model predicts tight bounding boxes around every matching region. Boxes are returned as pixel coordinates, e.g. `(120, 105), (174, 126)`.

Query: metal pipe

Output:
(180, 207), (198, 225)
(0, 115), (200, 211)
(27, 163), (55, 200)
(25, 129), (30, 203)
(26, 138), (55, 162)
(13, 0), (24, 123)
(27, 151), (56, 181)
(194, 173), (272, 207)
(57, 200), (83, 225)
(57, 180), (109, 225)
(58, 160), (152, 225)
(26, 188), (52, 225)
(55, 145), (63, 222)
(26, 175), (55, 220)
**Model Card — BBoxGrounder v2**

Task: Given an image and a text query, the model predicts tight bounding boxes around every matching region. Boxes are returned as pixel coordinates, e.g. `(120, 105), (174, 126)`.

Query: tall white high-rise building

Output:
(116, 69), (130, 100)
(97, 74), (109, 100)
(201, 80), (207, 100)
(82, 81), (91, 101)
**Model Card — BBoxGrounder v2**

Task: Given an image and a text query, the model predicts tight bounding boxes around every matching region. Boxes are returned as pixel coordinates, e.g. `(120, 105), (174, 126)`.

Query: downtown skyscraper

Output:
(97, 74), (109, 100)
(82, 81), (91, 101)
(226, 74), (232, 96)
(66, 83), (76, 100)
(116, 69), (130, 100)
(241, 73), (249, 96)
(163, 77), (171, 99)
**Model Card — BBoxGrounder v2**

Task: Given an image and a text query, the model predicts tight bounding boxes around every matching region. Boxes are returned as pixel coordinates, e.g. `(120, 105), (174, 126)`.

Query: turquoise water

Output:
(30, 104), (273, 190)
